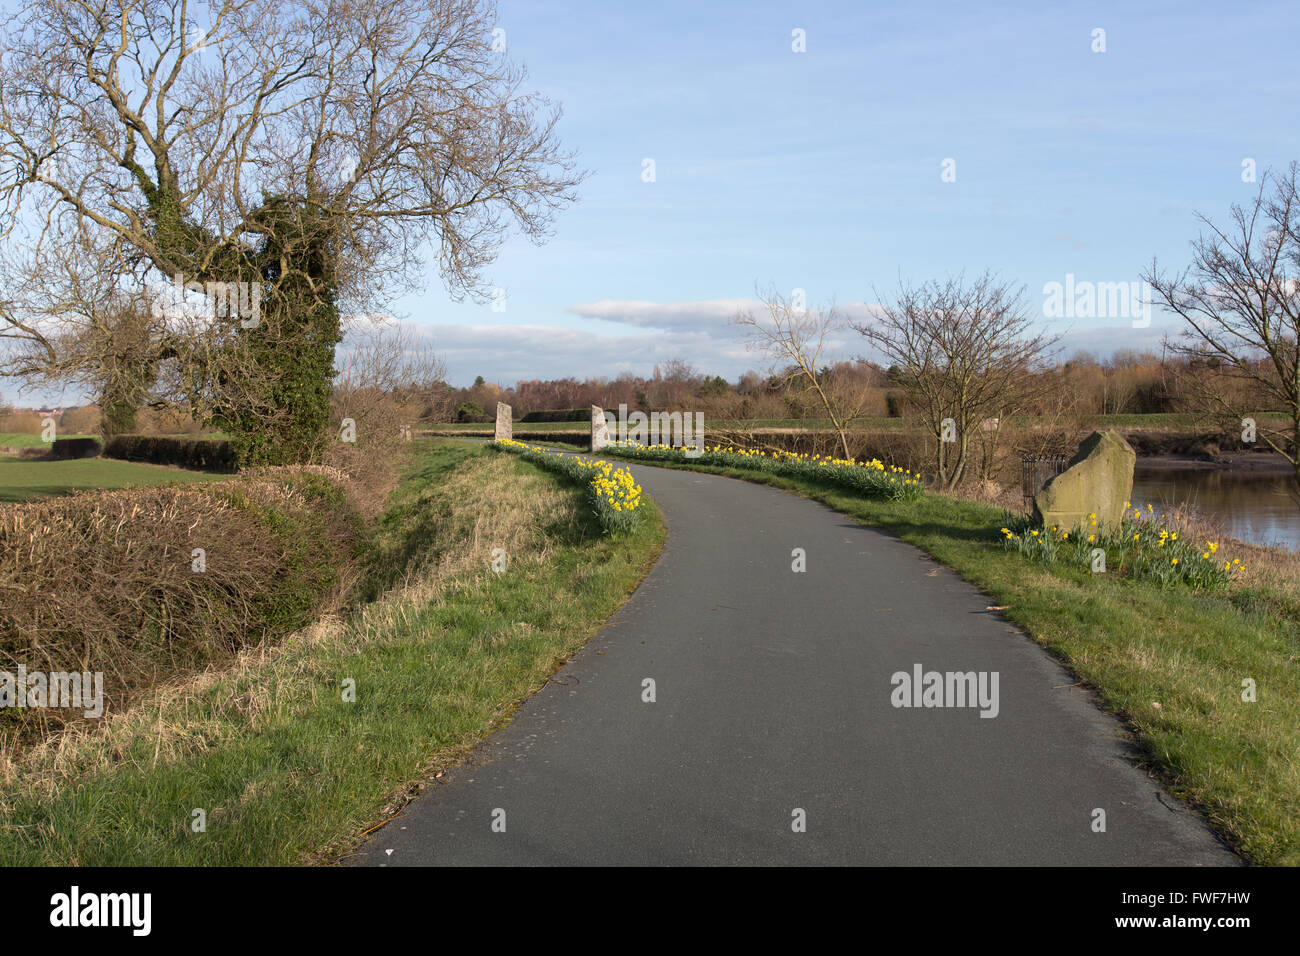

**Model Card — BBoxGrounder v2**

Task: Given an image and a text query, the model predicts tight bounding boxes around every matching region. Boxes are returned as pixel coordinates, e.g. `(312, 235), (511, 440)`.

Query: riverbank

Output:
(1136, 453), (1296, 474)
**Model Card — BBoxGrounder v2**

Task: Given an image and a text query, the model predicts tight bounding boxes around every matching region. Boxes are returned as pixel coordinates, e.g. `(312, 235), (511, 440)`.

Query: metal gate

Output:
(1021, 454), (1070, 510)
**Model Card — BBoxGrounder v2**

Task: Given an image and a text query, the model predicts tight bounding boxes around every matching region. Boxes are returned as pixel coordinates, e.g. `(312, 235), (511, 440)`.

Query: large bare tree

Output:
(853, 272), (1056, 490)
(0, 0), (581, 460)
(1144, 163), (1300, 493)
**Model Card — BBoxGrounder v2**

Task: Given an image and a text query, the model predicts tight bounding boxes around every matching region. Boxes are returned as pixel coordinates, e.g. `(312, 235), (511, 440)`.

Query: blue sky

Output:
(404, 0), (1299, 386)
(6, 0), (1299, 403)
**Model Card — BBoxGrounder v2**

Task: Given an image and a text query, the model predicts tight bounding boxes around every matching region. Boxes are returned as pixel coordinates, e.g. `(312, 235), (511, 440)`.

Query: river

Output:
(1130, 459), (1299, 551)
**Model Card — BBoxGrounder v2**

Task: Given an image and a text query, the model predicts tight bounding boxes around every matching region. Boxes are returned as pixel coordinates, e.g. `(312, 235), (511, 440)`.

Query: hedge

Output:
(519, 408), (590, 423)
(103, 434), (237, 472)
(50, 437), (101, 460)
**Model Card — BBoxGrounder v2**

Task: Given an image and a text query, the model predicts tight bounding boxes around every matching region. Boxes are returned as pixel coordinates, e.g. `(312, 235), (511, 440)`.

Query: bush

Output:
(519, 408), (589, 423)
(455, 401), (486, 422)
(103, 435), (236, 472)
(49, 437), (101, 460)
(325, 387), (422, 516)
(0, 466), (363, 738)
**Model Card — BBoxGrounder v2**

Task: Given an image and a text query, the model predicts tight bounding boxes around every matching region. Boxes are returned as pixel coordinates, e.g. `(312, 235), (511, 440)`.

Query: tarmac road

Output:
(350, 457), (1236, 866)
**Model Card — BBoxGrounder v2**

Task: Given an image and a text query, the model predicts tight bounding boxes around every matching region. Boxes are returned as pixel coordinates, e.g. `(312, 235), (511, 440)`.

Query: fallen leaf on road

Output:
(986, 605), (1011, 611)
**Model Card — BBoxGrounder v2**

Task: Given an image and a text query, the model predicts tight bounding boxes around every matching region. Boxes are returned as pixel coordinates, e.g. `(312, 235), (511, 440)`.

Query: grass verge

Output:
(0, 439), (663, 865)
(600, 448), (1300, 865)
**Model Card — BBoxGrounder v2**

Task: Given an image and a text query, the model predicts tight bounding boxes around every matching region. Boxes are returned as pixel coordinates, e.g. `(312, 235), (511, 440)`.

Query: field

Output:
(0, 454), (224, 502)
(0, 432), (96, 448)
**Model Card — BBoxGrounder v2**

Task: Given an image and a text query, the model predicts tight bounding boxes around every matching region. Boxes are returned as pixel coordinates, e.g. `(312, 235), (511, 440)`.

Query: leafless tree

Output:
(1144, 163), (1300, 493)
(0, 0), (581, 444)
(853, 272), (1057, 490)
(732, 284), (871, 459)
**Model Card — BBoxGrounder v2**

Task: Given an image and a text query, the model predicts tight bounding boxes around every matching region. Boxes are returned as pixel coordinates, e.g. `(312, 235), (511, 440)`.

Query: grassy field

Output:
(0, 432), (96, 447)
(600, 447), (1300, 865)
(0, 439), (664, 865)
(0, 454), (224, 502)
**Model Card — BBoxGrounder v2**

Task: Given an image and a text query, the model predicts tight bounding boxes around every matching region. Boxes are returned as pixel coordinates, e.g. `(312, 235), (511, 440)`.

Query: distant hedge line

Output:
(103, 434), (237, 472)
(519, 408), (590, 423)
(420, 428), (588, 446)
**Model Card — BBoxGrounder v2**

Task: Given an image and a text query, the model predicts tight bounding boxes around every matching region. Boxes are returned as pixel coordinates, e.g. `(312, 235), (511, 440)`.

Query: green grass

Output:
(0, 439), (664, 865)
(0, 455), (225, 502)
(600, 448), (1300, 865)
(0, 432), (95, 447)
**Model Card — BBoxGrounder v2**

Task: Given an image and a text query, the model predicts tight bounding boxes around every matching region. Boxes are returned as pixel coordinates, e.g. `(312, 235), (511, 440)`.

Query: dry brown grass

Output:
(0, 466), (362, 743)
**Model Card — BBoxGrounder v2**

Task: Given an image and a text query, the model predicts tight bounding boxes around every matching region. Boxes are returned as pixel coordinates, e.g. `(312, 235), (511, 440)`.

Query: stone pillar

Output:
(494, 402), (512, 442)
(591, 405), (611, 452)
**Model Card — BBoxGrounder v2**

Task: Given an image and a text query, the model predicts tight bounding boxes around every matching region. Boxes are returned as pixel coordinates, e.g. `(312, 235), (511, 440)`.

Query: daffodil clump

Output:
(492, 440), (643, 534)
(999, 502), (1244, 590)
(609, 442), (924, 502)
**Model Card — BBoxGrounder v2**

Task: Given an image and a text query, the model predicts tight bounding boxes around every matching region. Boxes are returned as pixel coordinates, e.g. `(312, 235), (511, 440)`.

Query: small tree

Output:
(732, 285), (871, 459)
(1144, 163), (1300, 495)
(853, 272), (1056, 490)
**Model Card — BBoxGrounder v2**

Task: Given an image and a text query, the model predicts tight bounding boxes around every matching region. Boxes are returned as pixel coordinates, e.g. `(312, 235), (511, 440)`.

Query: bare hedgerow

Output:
(0, 468), (362, 743)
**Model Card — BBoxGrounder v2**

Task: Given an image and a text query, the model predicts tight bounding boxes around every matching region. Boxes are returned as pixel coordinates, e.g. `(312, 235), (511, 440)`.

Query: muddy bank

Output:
(1136, 452), (1295, 475)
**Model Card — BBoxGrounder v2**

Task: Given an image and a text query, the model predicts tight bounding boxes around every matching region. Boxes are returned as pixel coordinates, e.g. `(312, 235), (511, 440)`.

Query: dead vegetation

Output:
(0, 466), (363, 744)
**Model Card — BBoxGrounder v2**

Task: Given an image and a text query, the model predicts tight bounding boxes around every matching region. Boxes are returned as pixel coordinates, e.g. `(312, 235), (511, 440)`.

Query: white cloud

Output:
(566, 298), (756, 334)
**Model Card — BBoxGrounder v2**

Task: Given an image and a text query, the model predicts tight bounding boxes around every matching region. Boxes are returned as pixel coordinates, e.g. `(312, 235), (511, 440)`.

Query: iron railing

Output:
(1021, 454), (1070, 510)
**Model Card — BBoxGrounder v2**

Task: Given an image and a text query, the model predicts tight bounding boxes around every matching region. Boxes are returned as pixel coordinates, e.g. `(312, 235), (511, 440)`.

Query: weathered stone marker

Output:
(1033, 429), (1135, 529)
(591, 405), (611, 452)
(494, 402), (512, 442)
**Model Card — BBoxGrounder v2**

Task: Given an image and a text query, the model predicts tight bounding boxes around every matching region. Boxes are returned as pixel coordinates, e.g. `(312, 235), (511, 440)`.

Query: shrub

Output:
(325, 387), (422, 516)
(0, 467), (363, 739)
(103, 435), (237, 472)
(0, 412), (43, 434)
(456, 401), (486, 422)
(519, 408), (589, 423)
(49, 437), (101, 460)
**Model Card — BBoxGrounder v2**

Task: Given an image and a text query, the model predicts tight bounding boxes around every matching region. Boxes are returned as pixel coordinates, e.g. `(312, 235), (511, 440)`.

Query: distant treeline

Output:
(435, 351), (1252, 425)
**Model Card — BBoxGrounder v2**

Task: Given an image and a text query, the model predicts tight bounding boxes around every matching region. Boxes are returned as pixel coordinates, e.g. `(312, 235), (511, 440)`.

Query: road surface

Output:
(350, 458), (1235, 866)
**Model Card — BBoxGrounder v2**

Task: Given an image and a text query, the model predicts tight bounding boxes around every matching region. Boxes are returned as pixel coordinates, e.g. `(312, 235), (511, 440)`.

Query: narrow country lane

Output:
(350, 459), (1236, 866)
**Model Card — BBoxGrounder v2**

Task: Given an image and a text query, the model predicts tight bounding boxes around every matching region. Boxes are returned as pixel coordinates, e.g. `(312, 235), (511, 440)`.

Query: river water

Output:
(1130, 462), (1299, 551)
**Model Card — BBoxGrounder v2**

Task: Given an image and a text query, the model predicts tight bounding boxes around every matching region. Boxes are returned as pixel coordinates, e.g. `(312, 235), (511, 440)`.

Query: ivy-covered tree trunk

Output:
(215, 200), (342, 467)
(216, 297), (339, 466)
